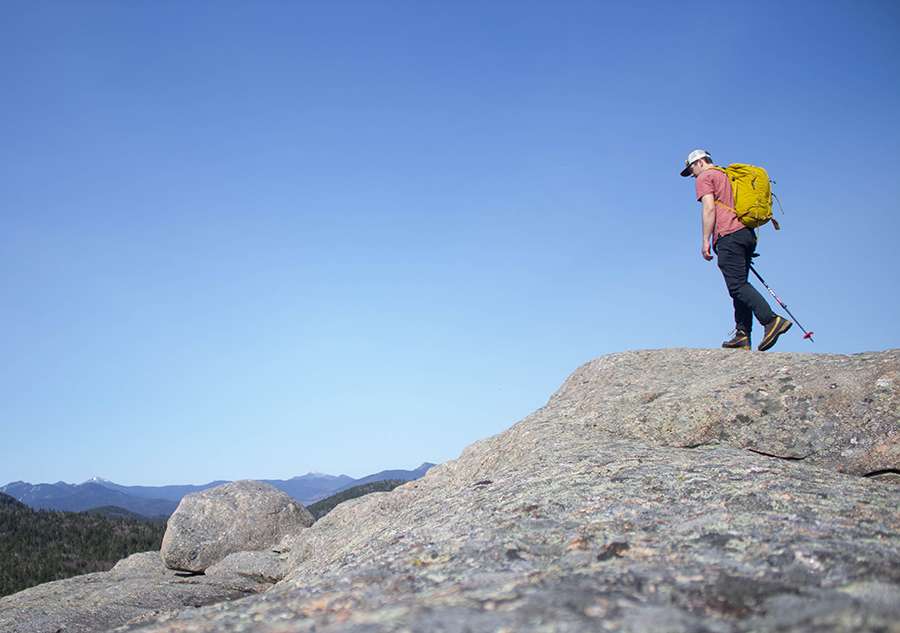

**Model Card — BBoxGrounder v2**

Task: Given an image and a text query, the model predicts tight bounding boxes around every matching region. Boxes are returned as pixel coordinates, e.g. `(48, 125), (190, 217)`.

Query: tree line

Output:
(0, 493), (165, 597)
(307, 479), (405, 519)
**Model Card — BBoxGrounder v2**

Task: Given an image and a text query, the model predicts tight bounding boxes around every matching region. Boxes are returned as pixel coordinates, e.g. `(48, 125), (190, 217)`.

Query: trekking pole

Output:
(749, 264), (815, 341)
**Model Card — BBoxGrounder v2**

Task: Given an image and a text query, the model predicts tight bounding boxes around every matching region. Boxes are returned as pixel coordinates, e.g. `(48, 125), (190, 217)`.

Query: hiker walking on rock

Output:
(681, 149), (792, 351)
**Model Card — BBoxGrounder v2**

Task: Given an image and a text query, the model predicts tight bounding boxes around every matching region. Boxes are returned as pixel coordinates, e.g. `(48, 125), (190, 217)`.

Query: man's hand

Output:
(702, 241), (713, 261)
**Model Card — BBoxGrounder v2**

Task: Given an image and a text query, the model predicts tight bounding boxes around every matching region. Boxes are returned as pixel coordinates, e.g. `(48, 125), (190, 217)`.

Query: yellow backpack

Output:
(712, 164), (781, 230)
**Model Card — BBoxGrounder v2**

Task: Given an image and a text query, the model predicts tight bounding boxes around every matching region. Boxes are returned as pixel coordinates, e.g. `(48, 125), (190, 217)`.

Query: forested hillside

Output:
(0, 493), (165, 597)
(307, 480), (406, 520)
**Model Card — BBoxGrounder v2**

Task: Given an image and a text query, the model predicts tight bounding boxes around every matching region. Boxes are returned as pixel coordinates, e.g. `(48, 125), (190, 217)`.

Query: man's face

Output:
(689, 159), (704, 178)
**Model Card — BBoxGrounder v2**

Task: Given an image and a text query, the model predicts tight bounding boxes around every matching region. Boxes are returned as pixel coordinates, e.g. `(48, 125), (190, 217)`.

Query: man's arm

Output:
(700, 193), (715, 261)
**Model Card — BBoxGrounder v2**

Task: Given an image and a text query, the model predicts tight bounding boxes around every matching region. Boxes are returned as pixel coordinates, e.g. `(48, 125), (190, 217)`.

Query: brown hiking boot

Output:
(722, 329), (751, 350)
(758, 315), (793, 351)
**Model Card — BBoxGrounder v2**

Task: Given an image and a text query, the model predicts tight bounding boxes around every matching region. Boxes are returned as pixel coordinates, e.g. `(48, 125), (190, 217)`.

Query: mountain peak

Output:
(83, 477), (114, 485)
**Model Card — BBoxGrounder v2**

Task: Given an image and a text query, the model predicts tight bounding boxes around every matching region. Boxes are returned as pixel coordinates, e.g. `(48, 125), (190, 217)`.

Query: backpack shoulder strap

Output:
(705, 166), (736, 212)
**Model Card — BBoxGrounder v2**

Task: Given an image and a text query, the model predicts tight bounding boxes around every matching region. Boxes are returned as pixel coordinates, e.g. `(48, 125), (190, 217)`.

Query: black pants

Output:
(714, 228), (775, 333)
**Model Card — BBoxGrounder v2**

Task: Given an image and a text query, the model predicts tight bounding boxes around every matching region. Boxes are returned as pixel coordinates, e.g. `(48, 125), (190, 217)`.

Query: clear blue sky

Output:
(2, 1), (898, 486)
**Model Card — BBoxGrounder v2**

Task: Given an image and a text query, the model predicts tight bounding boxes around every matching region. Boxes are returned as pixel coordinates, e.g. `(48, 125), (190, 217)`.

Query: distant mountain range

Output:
(1, 463), (435, 518)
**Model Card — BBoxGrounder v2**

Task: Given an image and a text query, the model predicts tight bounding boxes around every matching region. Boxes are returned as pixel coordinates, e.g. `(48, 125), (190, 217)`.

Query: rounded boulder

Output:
(161, 480), (314, 573)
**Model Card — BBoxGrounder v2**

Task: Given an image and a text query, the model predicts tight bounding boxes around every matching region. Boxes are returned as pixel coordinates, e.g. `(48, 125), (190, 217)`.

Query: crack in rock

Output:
(745, 448), (810, 461)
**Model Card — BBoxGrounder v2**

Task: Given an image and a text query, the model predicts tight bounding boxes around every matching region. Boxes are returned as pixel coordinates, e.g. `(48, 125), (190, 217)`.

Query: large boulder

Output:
(161, 480), (314, 573)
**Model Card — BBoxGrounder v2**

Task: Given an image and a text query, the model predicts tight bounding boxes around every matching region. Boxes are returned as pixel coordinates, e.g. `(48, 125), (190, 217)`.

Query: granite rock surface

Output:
(546, 348), (899, 478)
(2, 349), (897, 633)
(0, 552), (269, 633)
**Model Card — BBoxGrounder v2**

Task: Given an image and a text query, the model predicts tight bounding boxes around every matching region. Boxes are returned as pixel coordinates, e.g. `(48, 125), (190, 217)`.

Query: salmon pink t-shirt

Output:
(696, 168), (744, 243)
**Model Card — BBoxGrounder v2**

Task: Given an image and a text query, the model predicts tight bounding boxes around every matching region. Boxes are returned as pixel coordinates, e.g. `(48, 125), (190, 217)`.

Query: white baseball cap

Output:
(680, 149), (711, 177)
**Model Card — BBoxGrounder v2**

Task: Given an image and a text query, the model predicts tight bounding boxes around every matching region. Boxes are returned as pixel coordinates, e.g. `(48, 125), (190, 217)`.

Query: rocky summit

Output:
(1, 348), (898, 633)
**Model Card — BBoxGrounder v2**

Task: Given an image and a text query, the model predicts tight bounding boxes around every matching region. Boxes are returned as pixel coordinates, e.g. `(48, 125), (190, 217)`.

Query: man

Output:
(680, 149), (792, 351)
